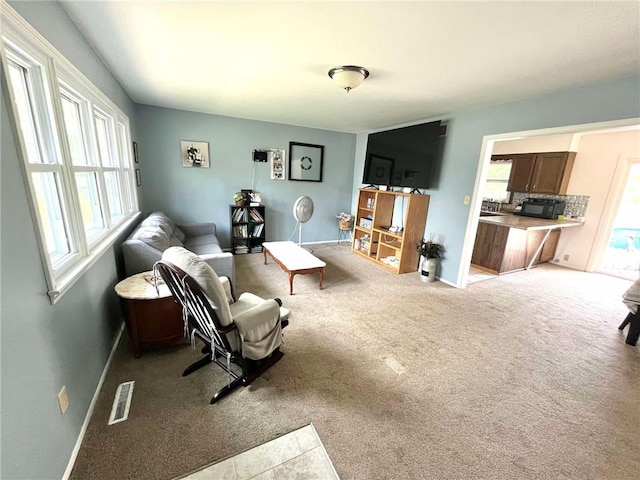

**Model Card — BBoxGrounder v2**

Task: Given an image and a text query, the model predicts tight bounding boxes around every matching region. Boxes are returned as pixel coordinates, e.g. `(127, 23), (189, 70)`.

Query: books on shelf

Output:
(232, 208), (248, 223)
(234, 245), (249, 254)
(249, 208), (264, 222)
(232, 224), (248, 237)
(251, 223), (264, 237)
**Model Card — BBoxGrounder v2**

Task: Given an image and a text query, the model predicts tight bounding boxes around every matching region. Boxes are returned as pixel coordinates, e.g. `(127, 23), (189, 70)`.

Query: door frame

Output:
(587, 156), (640, 272)
(459, 117), (640, 288)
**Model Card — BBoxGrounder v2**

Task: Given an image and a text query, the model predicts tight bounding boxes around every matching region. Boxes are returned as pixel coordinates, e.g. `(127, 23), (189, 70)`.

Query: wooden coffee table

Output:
(263, 241), (326, 295)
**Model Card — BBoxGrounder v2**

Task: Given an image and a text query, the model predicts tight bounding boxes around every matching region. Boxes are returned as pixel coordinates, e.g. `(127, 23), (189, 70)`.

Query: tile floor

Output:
(178, 424), (339, 480)
(467, 265), (498, 285)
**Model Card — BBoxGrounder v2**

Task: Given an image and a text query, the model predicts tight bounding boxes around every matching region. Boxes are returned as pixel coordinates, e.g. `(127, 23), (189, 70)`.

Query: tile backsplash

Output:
(507, 192), (590, 218)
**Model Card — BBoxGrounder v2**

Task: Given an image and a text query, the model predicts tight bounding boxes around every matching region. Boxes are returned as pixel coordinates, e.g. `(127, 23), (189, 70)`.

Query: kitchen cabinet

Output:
(471, 222), (528, 274)
(494, 151), (576, 194)
(471, 215), (573, 275)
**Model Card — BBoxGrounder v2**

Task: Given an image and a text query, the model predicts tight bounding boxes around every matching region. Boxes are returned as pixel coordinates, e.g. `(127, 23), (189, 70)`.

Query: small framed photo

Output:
(132, 141), (139, 163)
(181, 141), (210, 168)
(135, 168), (141, 187)
(289, 142), (324, 182)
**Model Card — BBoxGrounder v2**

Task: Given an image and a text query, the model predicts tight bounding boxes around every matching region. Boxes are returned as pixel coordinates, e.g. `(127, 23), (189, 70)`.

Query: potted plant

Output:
(416, 238), (444, 283)
(233, 192), (248, 206)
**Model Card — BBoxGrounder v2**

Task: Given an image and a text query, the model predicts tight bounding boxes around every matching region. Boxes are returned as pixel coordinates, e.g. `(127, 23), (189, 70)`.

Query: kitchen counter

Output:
(479, 213), (583, 231)
(472, 213), (584, 275)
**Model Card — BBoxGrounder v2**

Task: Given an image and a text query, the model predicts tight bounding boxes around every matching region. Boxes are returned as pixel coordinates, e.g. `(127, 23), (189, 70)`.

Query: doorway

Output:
(598, 161), (640, 280)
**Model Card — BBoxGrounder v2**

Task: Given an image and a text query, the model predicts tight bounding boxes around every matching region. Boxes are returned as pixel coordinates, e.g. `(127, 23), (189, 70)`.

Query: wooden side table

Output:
(115, 271), (184, 357)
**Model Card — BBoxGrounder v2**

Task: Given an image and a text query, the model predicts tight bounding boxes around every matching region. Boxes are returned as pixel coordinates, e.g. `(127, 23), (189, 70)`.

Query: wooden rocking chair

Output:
(154, 247), (289, 403)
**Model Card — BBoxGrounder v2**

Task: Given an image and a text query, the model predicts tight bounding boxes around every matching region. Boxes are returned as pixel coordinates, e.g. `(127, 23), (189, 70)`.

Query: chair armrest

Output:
(233, 300), (280, 336)
(178, 222), (217, 237)
(218, 276), (235, 303)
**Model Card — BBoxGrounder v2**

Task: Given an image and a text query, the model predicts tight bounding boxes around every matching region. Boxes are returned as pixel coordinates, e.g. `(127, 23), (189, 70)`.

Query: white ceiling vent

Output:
(108, 381), (135, 425)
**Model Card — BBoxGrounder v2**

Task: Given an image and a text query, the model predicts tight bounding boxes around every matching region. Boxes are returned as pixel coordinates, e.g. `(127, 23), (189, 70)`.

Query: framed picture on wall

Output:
(181, 140), (210, 168)
(288, 142), (324, 182)
(132, 141), (139, 163)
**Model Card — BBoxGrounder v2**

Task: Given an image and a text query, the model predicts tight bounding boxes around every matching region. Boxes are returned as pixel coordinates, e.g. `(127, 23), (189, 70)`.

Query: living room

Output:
(1, 2), (639, 480)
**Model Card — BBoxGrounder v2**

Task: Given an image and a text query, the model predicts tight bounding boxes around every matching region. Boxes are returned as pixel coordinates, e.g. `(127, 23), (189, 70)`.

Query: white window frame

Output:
(1, 4), (139, 304)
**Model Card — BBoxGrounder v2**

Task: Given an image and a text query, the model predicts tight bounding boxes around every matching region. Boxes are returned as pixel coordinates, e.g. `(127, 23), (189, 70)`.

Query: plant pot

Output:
(419, 256), (437, 283)
(235, 200), (246, 206)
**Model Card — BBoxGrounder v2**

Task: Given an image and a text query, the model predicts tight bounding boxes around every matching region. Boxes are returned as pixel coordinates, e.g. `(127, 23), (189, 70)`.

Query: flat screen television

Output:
(363, 120), (446, 190)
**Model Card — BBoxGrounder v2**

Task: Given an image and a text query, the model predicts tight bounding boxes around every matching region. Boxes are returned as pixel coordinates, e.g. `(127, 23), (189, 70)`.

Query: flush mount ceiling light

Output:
(328, 65), (370, 92)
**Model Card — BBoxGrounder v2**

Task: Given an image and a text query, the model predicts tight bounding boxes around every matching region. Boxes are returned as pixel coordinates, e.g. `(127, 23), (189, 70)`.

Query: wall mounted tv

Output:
(363, 120), (446, 190)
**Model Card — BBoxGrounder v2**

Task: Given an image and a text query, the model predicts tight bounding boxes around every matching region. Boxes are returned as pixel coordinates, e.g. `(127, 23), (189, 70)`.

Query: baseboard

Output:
(438, 277), (459, 288)
(62, 321), (125, 480)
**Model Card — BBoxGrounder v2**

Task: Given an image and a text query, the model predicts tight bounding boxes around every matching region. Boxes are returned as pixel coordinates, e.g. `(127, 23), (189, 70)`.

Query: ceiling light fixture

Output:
(328, 65), (370, 92)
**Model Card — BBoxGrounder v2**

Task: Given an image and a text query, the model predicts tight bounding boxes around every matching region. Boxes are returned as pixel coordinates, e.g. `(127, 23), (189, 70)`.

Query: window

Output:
(482, 161), (512, 202)
(2, 15), (138, 303)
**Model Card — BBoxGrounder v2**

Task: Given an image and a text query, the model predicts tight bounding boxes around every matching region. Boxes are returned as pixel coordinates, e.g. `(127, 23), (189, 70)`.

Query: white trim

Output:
(457, 117), (640, 289)
(2, 1), (139, 303)
(62, 322), (125, 480)
(588, 156), (640, 272)
(49, 212), (141, 303)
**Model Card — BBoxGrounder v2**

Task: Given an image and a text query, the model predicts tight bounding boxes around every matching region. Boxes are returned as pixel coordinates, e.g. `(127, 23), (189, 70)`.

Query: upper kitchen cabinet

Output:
(496, 151), (576, 194)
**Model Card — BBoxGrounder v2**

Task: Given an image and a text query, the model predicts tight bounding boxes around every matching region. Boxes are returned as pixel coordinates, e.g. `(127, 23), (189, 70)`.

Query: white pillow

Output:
(162, 247), (233, 326)
(133, 227), (170, 251)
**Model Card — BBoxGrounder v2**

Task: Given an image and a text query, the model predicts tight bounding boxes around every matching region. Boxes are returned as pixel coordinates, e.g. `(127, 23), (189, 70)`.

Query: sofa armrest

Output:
(178, 222), (217, 237)
(200, 252), (235, 285)
(122, 239), (163, 276)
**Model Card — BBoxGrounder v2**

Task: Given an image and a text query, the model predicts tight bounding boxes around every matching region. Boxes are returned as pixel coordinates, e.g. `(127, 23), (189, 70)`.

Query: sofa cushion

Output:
(184, 234), (220, 248)
(169, 234), (184, 247)
(133, 227), (170, 251)
(173, 226), (186, 242)
(141, 211), (174, 235)
(190, 243), (223, 256)
(162, 247), (233, 327)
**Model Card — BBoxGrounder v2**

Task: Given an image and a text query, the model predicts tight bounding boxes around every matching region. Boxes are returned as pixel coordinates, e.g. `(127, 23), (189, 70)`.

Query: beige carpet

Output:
(71, 243), (640, 480)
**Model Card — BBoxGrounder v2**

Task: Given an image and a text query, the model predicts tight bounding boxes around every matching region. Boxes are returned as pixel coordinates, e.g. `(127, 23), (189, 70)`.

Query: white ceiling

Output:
(60, 1), (640, 134)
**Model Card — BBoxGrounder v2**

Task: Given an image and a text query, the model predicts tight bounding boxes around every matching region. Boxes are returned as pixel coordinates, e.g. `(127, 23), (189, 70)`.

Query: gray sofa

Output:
(122, 211), (234, 283)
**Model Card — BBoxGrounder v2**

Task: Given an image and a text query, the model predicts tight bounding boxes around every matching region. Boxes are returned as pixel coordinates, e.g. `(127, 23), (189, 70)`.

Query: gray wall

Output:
(1, 2), (136, 479)
(353, 74), (640, 285)
(135, 105), (356, 246)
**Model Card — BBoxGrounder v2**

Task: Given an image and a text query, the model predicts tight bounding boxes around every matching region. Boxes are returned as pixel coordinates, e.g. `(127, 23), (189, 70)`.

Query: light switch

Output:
(463, 196), (471, 205)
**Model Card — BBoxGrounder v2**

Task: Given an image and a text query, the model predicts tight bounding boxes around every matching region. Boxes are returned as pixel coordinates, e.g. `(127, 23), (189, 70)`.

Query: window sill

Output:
(47, 212), (141, 304)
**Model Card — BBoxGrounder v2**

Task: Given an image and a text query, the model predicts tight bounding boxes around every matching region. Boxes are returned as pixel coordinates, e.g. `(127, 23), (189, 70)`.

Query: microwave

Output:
(520, 198), (566, 219)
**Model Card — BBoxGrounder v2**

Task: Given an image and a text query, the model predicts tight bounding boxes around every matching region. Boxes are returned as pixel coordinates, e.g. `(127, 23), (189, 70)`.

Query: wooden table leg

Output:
(263, 249), (269, 264)
(319, 268), (325, 290)
(289, 272), (295, 295)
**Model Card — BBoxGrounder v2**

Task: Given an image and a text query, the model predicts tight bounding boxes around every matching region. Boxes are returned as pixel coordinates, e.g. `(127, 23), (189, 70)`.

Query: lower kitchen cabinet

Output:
(472, 223), (561, 274)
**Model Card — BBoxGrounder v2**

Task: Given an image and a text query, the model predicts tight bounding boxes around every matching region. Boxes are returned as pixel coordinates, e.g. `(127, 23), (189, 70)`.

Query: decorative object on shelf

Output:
(248, 191), (262, 204)
(181, 140), (210, 168)
(289, 142), (324, 182)
(416, 238), (444, 283)
(336, 212), (353, 230)
(233, 191), (248, 206)
(132, 141), (139, 163)
(328, 65), (370, 92)
(269, 149), (286, 180)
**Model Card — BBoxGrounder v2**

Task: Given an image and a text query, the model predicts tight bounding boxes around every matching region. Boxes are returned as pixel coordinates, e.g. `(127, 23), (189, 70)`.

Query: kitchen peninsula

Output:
(472, 213), (583, 275)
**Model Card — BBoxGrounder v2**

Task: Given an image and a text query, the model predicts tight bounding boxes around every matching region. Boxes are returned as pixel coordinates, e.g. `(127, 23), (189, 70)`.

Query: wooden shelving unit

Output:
(230, 204), (266, 254)
(351, 188), (430, 274)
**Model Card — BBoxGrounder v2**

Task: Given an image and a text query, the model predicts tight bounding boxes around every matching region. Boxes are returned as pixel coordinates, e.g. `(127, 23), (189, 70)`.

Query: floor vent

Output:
(108, 381), (134, 425)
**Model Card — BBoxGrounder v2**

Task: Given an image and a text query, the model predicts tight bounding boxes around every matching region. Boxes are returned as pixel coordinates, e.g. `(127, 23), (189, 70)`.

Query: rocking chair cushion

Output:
(162, 247), (234, 327)
(232, 297), (282, 360)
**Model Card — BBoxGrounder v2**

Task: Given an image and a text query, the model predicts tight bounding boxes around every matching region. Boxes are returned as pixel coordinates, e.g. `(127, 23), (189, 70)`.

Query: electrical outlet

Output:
(463, 196), (471, 205)
(58, 385), (69, 415)
(563, 254), (570, 261)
